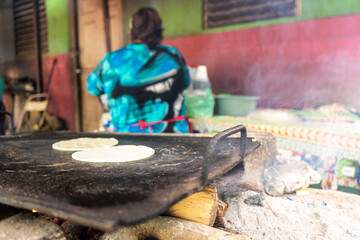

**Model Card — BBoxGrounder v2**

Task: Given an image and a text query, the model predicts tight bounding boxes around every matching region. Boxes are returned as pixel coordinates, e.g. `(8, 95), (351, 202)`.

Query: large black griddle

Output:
(0, 125), (259, 231)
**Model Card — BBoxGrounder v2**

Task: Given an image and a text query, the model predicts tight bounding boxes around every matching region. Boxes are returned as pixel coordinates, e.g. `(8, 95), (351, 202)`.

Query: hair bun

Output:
(131, 8), (163, 44)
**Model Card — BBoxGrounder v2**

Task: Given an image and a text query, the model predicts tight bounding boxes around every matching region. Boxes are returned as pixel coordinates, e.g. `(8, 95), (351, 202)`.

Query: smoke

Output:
(242, 36), (360, 111)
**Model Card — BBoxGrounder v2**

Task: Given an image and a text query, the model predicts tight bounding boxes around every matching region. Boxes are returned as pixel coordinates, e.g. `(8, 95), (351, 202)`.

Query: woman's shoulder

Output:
(106, 44), (142, 63)
(157, 44), (181, 54)
(111, 44), (136, 56)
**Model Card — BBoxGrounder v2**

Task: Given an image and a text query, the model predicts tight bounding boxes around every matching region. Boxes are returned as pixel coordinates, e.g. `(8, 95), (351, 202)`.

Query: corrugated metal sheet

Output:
(203, 0), (301, 28)
(13, 0), (48, 56)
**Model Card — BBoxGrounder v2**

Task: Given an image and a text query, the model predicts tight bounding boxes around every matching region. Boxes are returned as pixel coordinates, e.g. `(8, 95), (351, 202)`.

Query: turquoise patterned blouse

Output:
(87, 43), (190, 133)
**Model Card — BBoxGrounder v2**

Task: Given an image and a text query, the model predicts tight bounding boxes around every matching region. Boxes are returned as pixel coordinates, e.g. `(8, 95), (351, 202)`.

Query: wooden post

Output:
(69, 0), (82, 131)
(102, 0), (111, 52)
(33, 0), (43, 93)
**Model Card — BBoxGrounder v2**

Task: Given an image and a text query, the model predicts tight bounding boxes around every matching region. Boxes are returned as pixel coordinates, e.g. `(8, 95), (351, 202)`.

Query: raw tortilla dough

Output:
(52, 137), (119, 151)
(71, 145), (155, 163)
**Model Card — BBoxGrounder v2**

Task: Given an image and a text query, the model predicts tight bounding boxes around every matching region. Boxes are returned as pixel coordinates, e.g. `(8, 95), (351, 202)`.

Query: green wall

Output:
(43, 0), (360, 53)
(46, 0), (70, 55)
(122, 0), (202, 42)
(122, 0), (360, 41)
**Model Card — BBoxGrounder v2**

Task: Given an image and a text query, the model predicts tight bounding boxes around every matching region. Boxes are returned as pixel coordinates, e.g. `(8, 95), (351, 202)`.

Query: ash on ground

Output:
(222, 189), (360, 240)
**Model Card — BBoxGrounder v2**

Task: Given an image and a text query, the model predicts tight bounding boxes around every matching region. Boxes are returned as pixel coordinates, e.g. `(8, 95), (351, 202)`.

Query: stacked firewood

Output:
(44, 186), (250, 240)
(100, 187), (247, 240)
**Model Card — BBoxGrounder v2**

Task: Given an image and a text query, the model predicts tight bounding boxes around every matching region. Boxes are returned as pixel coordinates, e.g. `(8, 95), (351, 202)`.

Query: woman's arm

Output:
(179, 53), (190, 89)
(87, 54), (109, 96)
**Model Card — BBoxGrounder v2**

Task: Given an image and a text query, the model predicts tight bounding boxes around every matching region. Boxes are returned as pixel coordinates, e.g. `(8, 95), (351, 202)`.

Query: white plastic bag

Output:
(263, 161), (321, 196)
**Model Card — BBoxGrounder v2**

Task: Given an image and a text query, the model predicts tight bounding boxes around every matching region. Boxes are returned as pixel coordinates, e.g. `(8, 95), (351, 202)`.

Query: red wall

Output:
(164, 14), (360, 110)
(42, 53), (75, 131)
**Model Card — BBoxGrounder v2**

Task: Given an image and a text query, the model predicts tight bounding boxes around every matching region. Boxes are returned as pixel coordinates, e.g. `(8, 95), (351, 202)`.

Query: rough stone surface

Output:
(210, 131), (277, 198)
(0, 212), (66, 240)
(222, 189), (360, 240)
(189, 119), (278, 178)
(243, 131), (277, 183)
(100, 216), (245, 240)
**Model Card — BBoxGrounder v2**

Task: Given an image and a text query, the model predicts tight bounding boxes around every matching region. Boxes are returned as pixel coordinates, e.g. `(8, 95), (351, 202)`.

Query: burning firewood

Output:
(214, 198), (229, 228)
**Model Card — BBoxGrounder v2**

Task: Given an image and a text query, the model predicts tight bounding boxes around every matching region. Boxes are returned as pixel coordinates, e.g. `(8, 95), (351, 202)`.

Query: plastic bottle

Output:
(186, 65), (197, 91)
(193, 65), (211, 94)
(184, 65), (215, 119)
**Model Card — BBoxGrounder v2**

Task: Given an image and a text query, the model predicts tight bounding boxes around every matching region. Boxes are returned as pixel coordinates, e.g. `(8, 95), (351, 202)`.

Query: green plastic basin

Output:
(215, 95), (259, 116)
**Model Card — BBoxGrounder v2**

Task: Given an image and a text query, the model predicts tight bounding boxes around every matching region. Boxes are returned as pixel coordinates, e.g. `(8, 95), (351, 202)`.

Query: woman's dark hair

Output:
(130, 7), (163, 44)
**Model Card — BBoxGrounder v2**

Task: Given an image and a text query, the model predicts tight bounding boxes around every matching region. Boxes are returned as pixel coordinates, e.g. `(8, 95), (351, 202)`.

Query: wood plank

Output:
(167, 187), (219, 226)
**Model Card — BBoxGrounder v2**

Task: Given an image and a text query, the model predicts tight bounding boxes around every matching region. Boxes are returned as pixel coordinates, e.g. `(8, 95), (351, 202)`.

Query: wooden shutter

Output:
(203, 0), (302, 29)
(13, 0), (48, 56)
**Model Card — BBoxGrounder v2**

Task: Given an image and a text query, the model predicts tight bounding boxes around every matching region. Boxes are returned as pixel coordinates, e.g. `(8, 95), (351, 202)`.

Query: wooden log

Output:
(166, 187), (218, 226)
(214, 199), (228, 228)
(100, 216), (247, 240)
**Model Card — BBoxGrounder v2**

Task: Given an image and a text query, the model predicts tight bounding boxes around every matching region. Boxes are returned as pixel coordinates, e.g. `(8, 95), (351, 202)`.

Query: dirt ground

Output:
(222, 189), (360, 240)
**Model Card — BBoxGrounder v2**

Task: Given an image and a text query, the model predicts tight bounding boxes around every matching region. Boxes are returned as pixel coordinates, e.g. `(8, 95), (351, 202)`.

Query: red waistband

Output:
(131, 116), (193, 133)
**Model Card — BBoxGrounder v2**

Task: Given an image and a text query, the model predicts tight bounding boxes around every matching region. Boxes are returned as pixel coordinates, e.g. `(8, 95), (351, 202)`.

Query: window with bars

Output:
(13, 0), (48, 56)
(203, 0), (302, 29)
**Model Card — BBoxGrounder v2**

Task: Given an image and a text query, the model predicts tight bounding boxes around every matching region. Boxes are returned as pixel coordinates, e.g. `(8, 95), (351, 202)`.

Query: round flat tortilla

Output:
(52, 137), (118, 151)
(71, 145), (155, 163)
